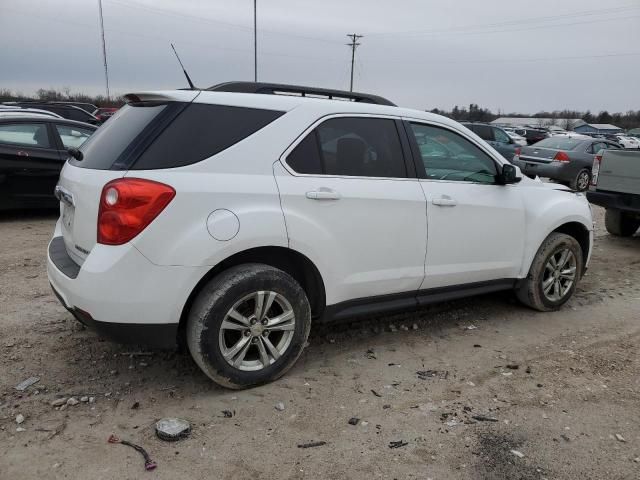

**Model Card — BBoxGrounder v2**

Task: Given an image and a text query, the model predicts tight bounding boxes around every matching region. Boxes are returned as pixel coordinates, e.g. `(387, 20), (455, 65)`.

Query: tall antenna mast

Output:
(346, 33), (363, 92)
(253, 0), (258, 82)
(97, 0), (110, 100)
(171, 43), (196, 89)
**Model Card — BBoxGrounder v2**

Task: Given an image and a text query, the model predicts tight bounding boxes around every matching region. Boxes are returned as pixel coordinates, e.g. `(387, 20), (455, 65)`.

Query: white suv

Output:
(47, 82), (593, 389)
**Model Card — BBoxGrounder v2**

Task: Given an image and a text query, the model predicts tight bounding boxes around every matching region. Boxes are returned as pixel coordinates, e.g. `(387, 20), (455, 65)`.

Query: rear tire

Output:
(516, 233), (583, 311)
(570, 168), (591, 192)
(186, 263), (311, 389)
(604, 209), (640, 237)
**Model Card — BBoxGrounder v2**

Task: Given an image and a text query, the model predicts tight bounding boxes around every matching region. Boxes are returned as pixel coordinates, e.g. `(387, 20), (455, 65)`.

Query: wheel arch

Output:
(177, 246), (326, 343)
(552, 221), (591, 267)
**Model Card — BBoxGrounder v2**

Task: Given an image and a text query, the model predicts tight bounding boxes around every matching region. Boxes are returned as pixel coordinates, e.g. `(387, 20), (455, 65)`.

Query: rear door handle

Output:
(306, 189), (341, 200)
(432, 196), (457, 207)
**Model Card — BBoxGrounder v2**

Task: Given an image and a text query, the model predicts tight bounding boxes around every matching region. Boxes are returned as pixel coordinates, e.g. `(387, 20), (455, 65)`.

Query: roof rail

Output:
(206, 81), (396, 106)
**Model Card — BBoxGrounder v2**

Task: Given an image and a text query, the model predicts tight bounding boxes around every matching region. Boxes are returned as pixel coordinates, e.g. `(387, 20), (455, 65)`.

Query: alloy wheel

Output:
(541, 248), (577, 302)
(576, 171), (590, 191)
(219, 291), (296, 371)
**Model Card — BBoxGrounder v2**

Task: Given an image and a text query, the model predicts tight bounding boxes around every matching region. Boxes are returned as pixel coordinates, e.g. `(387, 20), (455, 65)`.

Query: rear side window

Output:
(132, 104), (284, 170)
(472, 125), (494, 141)
(287, 132), (323, 174)
(71, 103), (168, 169)
(286, 117), (407, 178)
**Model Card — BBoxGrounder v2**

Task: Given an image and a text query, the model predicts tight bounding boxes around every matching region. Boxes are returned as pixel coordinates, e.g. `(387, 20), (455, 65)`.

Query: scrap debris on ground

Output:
(1, 207), (639, 479)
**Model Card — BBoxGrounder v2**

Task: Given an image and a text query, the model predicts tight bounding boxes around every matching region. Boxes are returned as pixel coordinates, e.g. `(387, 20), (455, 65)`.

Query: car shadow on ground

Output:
(46, 290), (520, 396)
(0, 208), (58, 223)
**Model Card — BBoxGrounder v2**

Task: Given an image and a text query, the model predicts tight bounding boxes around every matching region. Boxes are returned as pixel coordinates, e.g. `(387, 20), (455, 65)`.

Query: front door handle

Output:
(432, 196), (457, 207)
(306, 189), (341, 200)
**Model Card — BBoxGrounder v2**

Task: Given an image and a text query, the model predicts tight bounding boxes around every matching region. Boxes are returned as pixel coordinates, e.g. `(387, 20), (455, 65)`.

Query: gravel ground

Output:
(0, 206), (639, 479)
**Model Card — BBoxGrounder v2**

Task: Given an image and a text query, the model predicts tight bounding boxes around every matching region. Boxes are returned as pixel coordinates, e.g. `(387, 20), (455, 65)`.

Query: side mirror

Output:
(498, 163), (521, 184)
(67, 147), (83, 161)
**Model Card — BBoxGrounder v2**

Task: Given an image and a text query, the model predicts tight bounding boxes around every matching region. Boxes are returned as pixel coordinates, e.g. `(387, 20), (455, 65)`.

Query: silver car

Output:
(512, 137), (621, 191)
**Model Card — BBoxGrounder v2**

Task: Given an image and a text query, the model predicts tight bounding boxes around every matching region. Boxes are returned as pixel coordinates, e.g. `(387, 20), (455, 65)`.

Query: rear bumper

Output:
(512, 158), (576, 182)
(47, 220), (208, 348)
(50, 283), (178, 348)
(586, 190), (640, 214)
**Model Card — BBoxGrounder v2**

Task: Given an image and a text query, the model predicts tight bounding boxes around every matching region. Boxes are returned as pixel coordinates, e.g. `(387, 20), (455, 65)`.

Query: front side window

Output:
(55, 125), (93, 148)
(409, 123), (497, 184)
(0, 123), (50, 148)
(286, 117), (407, 178)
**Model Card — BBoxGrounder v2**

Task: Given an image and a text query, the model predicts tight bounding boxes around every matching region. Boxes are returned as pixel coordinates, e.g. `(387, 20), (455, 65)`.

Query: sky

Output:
(1, 0), (639, 113)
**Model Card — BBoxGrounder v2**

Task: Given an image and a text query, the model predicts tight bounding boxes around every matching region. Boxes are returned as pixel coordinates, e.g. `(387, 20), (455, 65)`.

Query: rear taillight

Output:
(514, 147), (521, 157)
(553, 151), (570, 162)
(591, 154), (602, 186)
(97, 178), (175, 245)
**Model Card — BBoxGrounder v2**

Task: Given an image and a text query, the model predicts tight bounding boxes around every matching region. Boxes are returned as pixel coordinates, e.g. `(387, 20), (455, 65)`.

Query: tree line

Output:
(0, 88), (124, 108)
(1, 89), (638, 130)
(429, 104), (640, 130)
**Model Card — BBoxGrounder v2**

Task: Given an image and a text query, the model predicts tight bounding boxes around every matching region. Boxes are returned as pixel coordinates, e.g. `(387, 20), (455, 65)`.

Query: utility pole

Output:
(346, 33), (363, 92)
(97, 0), (110, 100)
(253, 0), (257, 82)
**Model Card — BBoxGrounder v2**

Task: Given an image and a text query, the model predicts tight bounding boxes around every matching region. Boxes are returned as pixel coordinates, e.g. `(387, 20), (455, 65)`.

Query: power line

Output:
(346, 33), (363, 92)
(105, 0), (342, 45)
(97, 0), (110, 100)
(367, 4), (640, 37)
(253, 0), (257, 82)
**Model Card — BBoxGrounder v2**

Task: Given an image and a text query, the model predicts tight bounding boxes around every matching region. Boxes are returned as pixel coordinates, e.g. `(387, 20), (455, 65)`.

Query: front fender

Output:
(520, 189), (593, 276)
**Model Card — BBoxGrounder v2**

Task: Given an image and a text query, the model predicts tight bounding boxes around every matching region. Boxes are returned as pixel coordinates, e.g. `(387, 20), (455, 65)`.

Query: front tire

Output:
(186, 264), (311, 389)
(570, 168), (591, 192)
(516, 233), (583, 311)
(604, 209), (640, 237)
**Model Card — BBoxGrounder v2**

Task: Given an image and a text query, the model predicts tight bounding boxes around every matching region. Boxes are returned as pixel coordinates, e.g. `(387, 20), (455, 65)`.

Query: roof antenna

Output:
(171, 43), (196, 90)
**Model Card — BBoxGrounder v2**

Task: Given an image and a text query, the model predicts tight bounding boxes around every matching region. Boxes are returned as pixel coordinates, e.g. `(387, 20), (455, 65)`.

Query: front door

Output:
(275, 115), (427, 306)
(405, 121), (525, 289)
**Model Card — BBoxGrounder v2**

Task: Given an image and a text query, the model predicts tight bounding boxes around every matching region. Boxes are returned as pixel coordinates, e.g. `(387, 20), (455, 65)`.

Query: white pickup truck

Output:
(587, 149), (640, 236)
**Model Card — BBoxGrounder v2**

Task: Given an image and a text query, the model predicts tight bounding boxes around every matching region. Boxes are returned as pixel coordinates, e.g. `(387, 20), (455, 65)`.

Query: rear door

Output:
(275, 115), (427, 305)
(405, 121), (525, 289)
(0, 121), (62, 206)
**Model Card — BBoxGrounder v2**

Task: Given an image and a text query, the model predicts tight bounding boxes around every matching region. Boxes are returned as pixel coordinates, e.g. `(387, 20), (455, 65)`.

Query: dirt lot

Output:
(0, 206), (639, 480)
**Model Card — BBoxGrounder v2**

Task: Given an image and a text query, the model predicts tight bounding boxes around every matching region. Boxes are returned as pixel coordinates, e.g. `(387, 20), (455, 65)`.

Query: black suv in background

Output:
(0, 116), (96, 209)
(462, 122), (519, 161)
(2, 102), (100, 125)
(514, 127), (549, 145)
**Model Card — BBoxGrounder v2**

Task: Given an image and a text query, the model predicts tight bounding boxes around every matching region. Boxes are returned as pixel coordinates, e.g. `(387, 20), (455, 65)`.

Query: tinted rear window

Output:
(131, 103), (284, 170)
(71, 103), (167, 169)
(533, 138), (582, 150)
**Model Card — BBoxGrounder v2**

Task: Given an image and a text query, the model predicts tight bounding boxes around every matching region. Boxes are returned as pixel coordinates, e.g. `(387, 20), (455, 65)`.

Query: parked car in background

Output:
(512, 136), (620, 191)
(588, 149), (640, 236)
(47, 82), (593, 389)
(461, 122), (519, 160)
(502, 128), (527, 146)
(93, 107), (119, 123)
(613, 134), (640, 149)
(2, 102), (100, 125)
(4, 101), (98, 114)
(0, 116), (96, 209)
(518, 127), (549, 145)
(0, 107), (63, 119)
